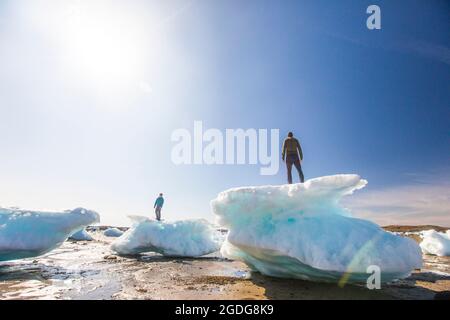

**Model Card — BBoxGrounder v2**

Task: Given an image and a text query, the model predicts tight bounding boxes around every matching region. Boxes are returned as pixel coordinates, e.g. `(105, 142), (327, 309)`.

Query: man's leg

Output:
(293, 158), (304, 183)
(155, 207), (161, 221)
(286, 157), (293, 184)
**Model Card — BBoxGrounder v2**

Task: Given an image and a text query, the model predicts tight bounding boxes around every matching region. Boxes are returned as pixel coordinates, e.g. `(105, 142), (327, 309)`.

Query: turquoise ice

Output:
(0, 207), (99, 261)
(104, 227), (124, 237)
(211, 174), (422, 283)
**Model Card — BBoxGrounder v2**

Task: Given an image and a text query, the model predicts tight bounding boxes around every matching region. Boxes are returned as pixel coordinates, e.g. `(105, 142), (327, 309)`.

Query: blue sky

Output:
(0, 0), (449, 226)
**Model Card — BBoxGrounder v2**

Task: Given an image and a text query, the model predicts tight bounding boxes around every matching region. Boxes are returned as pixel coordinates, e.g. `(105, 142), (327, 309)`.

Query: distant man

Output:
(154, 193), (164, 221)
(282, 132), (304, 184)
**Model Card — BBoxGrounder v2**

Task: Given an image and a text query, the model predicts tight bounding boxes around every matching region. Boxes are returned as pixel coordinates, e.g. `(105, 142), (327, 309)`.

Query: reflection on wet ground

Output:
(0, 241), (120, 300)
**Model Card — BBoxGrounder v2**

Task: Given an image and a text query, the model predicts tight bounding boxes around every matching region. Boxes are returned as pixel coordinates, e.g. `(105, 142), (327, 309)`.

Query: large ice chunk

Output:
(0, 207), (99, 261)
(420, 230), (450, 256)
(111, 217), (222, 257)
(211, 175), (422, 283)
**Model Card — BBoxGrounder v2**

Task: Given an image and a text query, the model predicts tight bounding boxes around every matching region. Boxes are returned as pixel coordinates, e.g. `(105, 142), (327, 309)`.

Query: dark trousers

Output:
(155, 207), (162, 221)
(286, 154), (304, 184)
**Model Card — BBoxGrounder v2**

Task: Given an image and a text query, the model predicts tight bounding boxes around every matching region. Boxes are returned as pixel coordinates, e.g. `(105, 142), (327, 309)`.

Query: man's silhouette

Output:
(282, 132), (304, 184)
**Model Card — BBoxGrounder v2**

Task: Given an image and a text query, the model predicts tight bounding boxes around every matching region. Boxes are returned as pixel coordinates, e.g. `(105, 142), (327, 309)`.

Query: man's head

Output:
(288, 132), (293, 138)
(159, 193), (163, 197)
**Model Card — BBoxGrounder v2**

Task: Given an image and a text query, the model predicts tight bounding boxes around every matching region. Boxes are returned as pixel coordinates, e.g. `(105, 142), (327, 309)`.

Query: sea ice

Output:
(0, 207), (99, 261)
(211, 174), (422, 283)
(111, 217), (222, 257)
(104, 227), (124, 237)
(420, 230), (450, 256)
(69, 228), (94, 241)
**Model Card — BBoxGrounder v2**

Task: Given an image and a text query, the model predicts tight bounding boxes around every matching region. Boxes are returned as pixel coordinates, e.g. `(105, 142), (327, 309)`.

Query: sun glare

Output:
(64, 2), (150, 94)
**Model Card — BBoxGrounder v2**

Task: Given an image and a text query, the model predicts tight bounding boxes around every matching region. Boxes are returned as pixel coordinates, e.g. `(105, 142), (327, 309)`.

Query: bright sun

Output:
(64, 2), (149, 92)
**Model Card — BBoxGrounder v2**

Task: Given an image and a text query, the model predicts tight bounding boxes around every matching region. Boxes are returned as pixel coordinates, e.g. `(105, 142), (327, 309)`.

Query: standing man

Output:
(153, 193), (164, 221)
(282, 132), (305, 184)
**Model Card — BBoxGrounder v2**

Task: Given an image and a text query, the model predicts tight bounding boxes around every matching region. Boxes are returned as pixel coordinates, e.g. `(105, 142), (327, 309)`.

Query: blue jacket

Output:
(154, 196), (164, 208)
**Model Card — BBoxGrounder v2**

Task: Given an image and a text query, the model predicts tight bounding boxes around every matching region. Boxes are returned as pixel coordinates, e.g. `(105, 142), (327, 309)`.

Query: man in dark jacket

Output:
(282, 132), (305, 184)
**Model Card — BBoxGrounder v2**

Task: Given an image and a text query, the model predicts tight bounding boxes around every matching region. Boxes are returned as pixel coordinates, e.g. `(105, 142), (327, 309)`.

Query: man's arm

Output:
(296, 139), (303, 160)
(281, 139), (287, 160)
(154, 199), (157, 208)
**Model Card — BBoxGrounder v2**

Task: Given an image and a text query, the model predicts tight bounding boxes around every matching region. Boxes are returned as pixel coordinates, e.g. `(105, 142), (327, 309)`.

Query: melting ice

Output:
(69, 228), (94, 241)
(420, 230), (450, 256)
(111, 217), (222, 257)
(104, 228), (124, 237)
(211, 175), (422, 283)
(0, 207), (99, 261)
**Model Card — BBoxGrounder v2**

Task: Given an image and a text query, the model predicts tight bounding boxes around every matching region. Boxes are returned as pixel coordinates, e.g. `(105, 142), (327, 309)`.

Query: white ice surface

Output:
(420, 230), (450, 256)
(211, 174), (423, 283)
(111, 217), (222, 257)
(0, 207), (99, 261)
